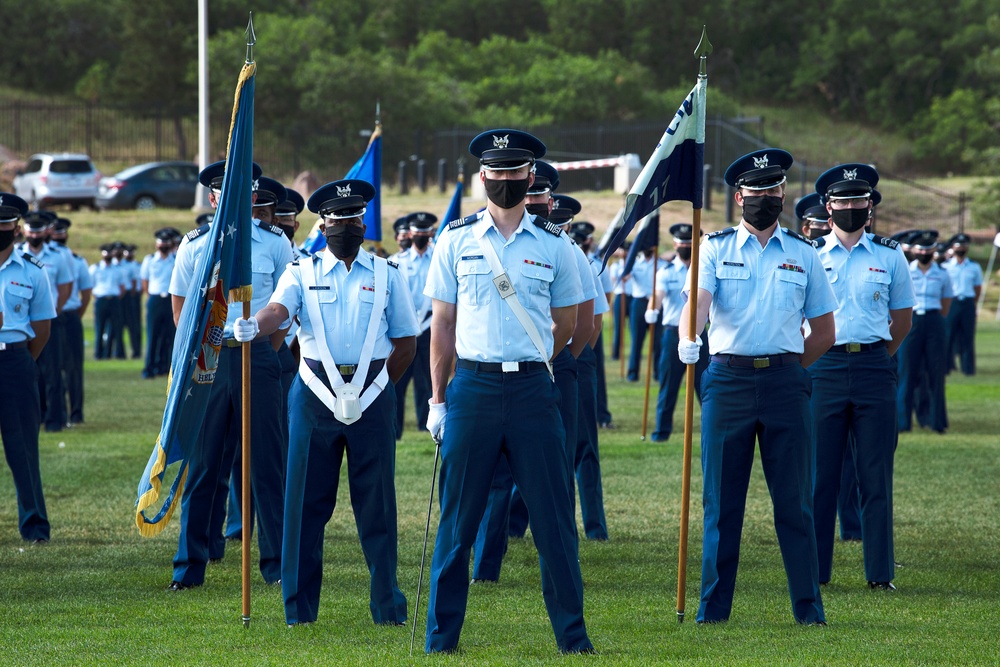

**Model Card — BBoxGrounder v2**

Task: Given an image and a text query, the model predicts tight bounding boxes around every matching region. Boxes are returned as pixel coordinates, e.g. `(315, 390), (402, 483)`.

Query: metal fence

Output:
(0, 100), (968, 236)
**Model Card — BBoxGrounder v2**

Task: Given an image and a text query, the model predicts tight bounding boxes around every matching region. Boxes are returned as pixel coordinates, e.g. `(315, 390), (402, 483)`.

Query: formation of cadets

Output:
(0, 133), (988, 652)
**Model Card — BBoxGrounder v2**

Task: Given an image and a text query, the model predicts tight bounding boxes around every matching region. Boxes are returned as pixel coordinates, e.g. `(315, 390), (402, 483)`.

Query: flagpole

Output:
(241, 14), (256, 630)
(677, 26), (712, 624)
(640, 239), (659, 440)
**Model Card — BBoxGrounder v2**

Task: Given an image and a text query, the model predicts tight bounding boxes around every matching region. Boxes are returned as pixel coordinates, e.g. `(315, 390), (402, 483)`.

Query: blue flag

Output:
(135, 61), (255, 536)
(601, 77), (706, 271)
(437, 175), (464, 238)
(622, 211), (660, 276)
(304, 125), (383, 253)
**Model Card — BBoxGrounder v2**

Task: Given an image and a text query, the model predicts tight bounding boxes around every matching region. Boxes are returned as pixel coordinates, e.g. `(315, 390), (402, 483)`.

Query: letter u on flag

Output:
(134, 60), (256, 536)
(600, 77), (706, 272)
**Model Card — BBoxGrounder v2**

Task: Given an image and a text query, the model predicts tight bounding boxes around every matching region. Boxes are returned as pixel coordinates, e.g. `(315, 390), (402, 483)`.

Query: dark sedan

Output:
(96, 161), (200, 210)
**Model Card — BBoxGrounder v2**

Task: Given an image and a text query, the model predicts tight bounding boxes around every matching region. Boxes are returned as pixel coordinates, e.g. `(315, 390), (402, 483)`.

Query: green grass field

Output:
(1, 302), (998, 664)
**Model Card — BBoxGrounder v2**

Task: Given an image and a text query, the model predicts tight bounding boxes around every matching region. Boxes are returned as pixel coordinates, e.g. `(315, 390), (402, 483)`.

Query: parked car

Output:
(13, 153), (102, 209)
(96, 161), (200, 210)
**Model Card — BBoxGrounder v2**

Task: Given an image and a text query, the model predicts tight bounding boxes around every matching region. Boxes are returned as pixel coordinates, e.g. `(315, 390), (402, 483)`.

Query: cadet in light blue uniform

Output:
(235, 178), (417, 625)
(49, 218), (92, 426)
(680, 149), (836, 625)
(19, 213), (73, 432)
(140, 229), (177, 378)
(166, 160), (292, 590)
(423, 130), (593, 654)
(0, 193), (57, 542)
(897, 231), (953, 433)
(89, 244), (127, 359)
(809, 165), (914, 590)
(649, 223), (709, 443)
(943, 233), (982, 376)
(393, 211), (437, 439)
(590, 242), (615, 428)
(121, 244), (142, 359)
(625, 243), (661, 382)
(609, 245), (631, 362)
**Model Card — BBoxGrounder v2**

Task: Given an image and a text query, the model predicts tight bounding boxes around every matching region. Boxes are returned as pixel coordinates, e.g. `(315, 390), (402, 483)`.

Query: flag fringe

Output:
(229, 285), (253, 303)
(134, 435), (189, 537)
(225, 63), (256, 161)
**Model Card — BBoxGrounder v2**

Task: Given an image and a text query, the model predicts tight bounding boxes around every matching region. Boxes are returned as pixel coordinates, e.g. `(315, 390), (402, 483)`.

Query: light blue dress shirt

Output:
(18, 242), (73, 303)
(627, 253), (661, 298)
(89, 259), (126, 298)
(909, 261), (953, 313)
(816, 233), (915, 345)
(140, 252), (176, 296)
(687, 225), (837, 356)
(270, 247), (419, 364)
(655, 257), (689, 327)
(424, 210), (583, 363)
(63, 252), (93, 311)
(942, 257), (983, 299)
(397, 243), (435, 328)
(0, 249), (57, 342)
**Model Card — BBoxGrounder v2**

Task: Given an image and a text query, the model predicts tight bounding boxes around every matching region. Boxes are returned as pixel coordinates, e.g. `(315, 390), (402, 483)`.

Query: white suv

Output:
(13, 153), (102, 209)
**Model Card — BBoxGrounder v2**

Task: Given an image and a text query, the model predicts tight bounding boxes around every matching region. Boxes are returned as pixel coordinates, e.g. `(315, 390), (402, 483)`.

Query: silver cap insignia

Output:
(753, 154), (769, 169)
(493, 135), (509, 149)
(336, 184), (352, 198)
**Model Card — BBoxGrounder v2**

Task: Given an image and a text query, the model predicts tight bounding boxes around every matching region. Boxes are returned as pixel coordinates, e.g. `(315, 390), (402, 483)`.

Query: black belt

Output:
(0, 341), (28, 352)
(710, 353), (801, 369)
(456, 359), (549, 374)
(828, 340), (886, 353)
(913, 309), (941, 316)
(303, 358), (385, 384)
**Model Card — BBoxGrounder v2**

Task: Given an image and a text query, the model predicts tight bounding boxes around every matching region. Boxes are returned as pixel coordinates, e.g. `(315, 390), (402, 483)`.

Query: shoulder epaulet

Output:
(255, 219), (285, 236)
(813, 236), (827, 249)
(706, 227), (736, 240)
(532, 217), (563, 236)
(73, 252), (82, 259)
(24, 254), (44, 269)
(387, 259), (399, 269)
(186, 223), (210, 241)
(448, 213), (480, 231)
(783, 228), (813, 245)
(872, 234), (900, 250)
(291, 259), (300, 267)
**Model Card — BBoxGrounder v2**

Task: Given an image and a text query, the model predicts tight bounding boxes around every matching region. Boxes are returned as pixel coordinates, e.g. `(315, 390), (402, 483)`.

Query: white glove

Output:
(644, 309), (659, 325)
(233, 316), (260, 343)
(678, 336), (703, 364)
(426, 401), (447, 443)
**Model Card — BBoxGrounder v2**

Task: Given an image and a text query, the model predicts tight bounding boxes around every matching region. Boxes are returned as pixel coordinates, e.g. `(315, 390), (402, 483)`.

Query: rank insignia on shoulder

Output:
(872, 235), (900, 250)
(813, 236), (828, 249)
(532, 218), (563, 236)
(449, 213), (481, 230)
(387, 259), (399, 269)
(255, 220), (284, 236)
(186, 224), (210, 241)
(707, 227), (736, 239)
(782, 228), (812, 245)
(24, 255), (44, 269)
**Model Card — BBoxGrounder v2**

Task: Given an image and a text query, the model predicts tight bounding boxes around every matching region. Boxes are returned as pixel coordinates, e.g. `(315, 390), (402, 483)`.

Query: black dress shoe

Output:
(30, 538), (50, 545)
(470, 578), (498, 584)
(167, 580), (197, 591)
(807, 621), (828, 627)
(561, 646), (597, 655)
(868, 581), (896, 591)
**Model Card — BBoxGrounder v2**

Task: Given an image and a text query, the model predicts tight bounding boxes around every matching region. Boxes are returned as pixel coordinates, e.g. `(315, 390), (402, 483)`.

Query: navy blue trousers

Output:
(837, 443), (863, 541)
(627, 296), (650, 381)
(652, 326), (708, 442)
(810, 348), (896, 585)
(474, 349), (577, 577)
(0, 349), (49, 541)
(93, 296), (124, 359)
(698, 360), (824, 624)
(143, 294), (175, 377)
(898, 311), (947, 432)
(173, 342), (285, 586)
(946, 298), (976, 375)
(426, 367), (591, 653)
(123, 291), (142, 358)
(282, 372), (406, 625)
(574, 345), (608, 540)
(36, 316), (66, 431)
(611, 294), (630, 360)
(594, 330), (612, 425)
(58, 310), (85, 424)
(394, 328), (431, 437)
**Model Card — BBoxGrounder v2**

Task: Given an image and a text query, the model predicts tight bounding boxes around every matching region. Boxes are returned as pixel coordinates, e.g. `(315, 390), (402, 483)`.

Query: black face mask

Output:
(805, 226), (832, 240)
(741, 195), (783, 231)
(525, 203), (549, 218)
(412, 235), (430, 251)
(0, 229), (16, 252)
(915, 253), (933, 265)
(484, 177), (531, 209)
(831, 207), (869, 233)
(280, 225), (295, 242)
(27, 236), (46, 249)
(324, 224), (366, 259)
(397, 236), (412, 251)
(954, 249), (967, 258)
(676, 247), (692, 261)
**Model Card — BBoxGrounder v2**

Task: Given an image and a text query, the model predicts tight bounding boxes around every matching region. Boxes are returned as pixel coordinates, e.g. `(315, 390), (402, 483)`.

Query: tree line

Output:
(3, 0), (999, 175)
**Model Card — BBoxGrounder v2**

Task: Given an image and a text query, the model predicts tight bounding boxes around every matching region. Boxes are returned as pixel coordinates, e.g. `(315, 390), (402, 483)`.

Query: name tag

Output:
(308, 285), (331, 290)
(722, 261), (744, 267)
(460, 255), (484, 261)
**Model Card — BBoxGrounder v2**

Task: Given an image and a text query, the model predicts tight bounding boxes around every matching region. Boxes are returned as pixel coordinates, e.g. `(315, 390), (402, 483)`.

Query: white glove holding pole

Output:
(644, 309), (659, 325)
(233, 316), (259, 343)
(426, 401), (447, 443)
(678, 336), (703, 364)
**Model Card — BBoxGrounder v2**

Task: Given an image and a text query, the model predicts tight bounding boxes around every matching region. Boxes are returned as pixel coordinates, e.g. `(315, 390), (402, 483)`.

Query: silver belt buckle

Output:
(847, 343), (861, 353)
(501, 361), (519, 372)
(753, 357), (770, 369)
(916, 309), (926, 316)
(338, 364), (357, 375)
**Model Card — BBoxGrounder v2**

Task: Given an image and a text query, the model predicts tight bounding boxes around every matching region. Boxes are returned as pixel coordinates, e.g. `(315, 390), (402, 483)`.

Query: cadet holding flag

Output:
(679, 149), (836, 625)
(809, 164), (914, 591)
(422, 130), (593, 654)
(233, 178), (417, 626)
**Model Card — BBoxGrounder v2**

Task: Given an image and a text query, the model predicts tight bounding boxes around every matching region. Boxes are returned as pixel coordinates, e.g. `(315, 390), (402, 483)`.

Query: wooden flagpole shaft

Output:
(640, 244), (659, 439)
(241, 300), (252, 628)
(677, 207), (702, 622)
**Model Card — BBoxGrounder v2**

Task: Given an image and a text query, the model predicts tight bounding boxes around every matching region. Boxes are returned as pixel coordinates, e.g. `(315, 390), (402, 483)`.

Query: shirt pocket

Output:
(519, 263), (554, 298)
(863, 271), (891, 312)
(714, 264), (751, 309)
(2, 283), (34, 321)
(456, 259), (493, 307)
(252, 256), (276, 295)
(774, 269), (807, 312)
